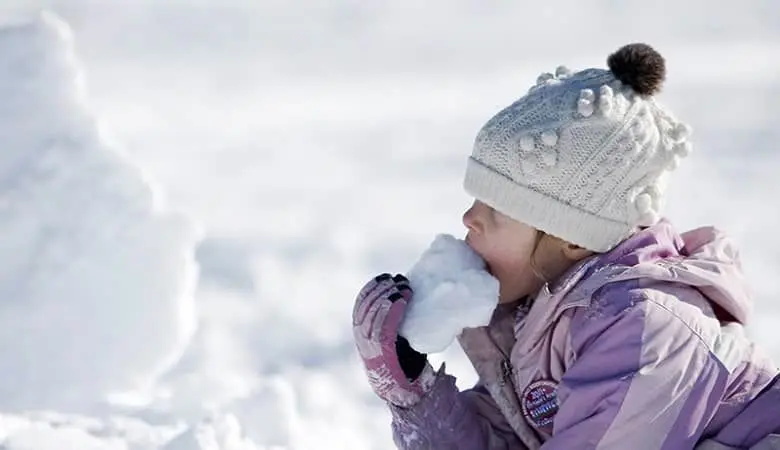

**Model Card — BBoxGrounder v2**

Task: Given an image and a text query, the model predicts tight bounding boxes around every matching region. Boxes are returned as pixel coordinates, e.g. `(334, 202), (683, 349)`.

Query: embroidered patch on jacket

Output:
(521, 379), (559, 434)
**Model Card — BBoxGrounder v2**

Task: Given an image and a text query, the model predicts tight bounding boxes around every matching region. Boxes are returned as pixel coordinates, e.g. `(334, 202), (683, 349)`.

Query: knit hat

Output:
(463, 43), (693, 252)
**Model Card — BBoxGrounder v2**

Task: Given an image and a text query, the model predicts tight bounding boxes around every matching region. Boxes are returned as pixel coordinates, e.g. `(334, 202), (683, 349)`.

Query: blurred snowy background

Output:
(0, 1), (778, 448)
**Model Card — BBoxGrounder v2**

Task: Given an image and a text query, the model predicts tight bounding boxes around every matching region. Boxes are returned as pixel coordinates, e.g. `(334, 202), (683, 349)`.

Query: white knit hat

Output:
(463, 43), (693, 252)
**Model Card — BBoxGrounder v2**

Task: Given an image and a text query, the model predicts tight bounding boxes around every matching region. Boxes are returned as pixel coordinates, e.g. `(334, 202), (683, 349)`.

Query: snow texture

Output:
(0, 11), (200, 412)
(399, 234), (500, 354)
(0, 411), (180, 449)
(162, 414), (261, 450)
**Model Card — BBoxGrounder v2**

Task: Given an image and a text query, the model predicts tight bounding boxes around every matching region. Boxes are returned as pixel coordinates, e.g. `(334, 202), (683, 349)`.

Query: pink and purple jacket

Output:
(389, 221), (780, 449)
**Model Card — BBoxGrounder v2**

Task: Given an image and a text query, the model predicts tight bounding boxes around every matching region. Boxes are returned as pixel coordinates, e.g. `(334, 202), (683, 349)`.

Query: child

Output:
(351, 43), (780, 449)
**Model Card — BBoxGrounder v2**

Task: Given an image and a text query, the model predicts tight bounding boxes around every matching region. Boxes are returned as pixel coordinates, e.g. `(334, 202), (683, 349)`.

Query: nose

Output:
(462, 201), (481, 234)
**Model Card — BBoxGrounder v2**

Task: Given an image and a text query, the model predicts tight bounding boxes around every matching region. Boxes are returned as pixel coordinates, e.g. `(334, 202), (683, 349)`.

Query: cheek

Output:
(466, 220), (537, 277)
(488, 246), (529, 275)
(478, 234), (527, 273)
(484, 228), (538, 276)
(486, 239), (541, 302)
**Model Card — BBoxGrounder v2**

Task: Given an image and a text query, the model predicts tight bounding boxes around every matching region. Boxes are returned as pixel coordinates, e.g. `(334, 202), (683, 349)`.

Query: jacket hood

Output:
(587, 219), (753, 324)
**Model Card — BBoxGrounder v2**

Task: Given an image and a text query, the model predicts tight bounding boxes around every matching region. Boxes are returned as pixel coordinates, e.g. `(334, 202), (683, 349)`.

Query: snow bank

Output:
(0, 12), (200, 411)
(0, 411), (181, 449)
(162, 414), (260, 450)
(400, 234), (499, 354)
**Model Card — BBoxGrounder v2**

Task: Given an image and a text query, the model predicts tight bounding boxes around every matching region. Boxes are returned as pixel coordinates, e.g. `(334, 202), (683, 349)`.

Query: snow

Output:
(161, 414), (260, 450)
(400, 234), (499, 354)
(0, 11), (199, 413)
(0, 411), (181, 449)
(0, 2), (777, 450)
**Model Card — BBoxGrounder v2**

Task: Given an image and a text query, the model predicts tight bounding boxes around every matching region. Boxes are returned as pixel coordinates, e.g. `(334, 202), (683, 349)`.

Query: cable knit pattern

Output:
(463, 54), (693, 252)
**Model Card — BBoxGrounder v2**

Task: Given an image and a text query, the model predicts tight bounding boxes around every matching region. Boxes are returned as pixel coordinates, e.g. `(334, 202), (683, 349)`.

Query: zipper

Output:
(499, 358), (513, 387)
(487, 299), (537, 388)
(483, 325), (514, 387)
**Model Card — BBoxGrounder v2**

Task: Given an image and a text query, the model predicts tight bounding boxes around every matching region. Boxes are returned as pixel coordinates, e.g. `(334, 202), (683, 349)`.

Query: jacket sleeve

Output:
(542, 285), (730, 450)
(389, 365), (525, 449)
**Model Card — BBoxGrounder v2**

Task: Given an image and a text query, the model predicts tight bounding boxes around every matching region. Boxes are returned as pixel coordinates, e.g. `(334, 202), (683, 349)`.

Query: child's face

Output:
(463, 200), (544, 304)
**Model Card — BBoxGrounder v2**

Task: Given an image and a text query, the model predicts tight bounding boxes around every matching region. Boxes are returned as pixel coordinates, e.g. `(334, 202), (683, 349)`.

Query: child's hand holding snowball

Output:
(352, 234), (499, 407)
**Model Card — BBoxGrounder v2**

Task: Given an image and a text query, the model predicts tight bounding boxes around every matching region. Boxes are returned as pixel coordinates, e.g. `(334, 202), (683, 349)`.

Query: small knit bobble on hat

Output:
(463, 43), (693, 252)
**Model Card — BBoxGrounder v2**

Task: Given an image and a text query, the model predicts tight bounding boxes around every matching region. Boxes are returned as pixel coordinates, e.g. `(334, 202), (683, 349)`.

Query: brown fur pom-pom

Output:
(607, 43), (666, 96)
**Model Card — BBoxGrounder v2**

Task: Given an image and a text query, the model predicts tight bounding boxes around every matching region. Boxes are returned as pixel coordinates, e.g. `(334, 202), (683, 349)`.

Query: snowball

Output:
(398, 234), (499, 354)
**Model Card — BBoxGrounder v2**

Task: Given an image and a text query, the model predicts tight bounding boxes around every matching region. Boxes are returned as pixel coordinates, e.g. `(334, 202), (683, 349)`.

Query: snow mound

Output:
(0, 411), (181, 449)
(162, 413), (262, 450)
(399, 234), (499, 354)
(0, 12), (200, 411)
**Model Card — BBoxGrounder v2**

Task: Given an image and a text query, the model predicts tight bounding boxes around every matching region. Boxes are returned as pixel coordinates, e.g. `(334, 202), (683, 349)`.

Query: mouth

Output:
(464, 234), (492, 274)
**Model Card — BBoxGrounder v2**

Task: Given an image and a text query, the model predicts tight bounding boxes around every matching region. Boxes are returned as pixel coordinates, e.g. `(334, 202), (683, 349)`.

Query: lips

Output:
(465, 234), (492, 274)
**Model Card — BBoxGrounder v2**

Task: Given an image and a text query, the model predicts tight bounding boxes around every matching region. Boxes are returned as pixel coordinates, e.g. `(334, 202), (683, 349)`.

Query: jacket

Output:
(389, 220), (780, 449)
